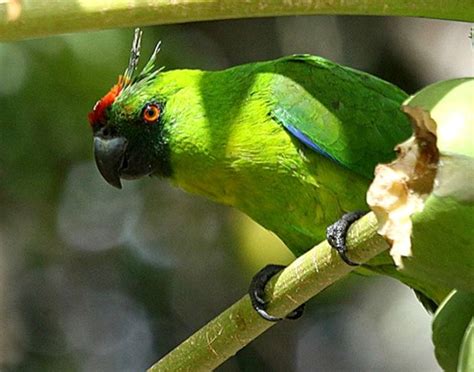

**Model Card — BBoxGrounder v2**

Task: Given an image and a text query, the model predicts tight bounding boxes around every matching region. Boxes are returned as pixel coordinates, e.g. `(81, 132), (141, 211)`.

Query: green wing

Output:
(266, 55), (412, 179)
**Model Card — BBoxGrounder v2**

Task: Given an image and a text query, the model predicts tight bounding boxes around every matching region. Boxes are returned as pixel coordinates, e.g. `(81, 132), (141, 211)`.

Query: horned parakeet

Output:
(89, 30), (449, 317)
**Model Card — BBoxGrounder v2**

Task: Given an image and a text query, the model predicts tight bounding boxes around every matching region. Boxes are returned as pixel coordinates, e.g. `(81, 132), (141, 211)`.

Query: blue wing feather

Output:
(282, 123), (341, 164)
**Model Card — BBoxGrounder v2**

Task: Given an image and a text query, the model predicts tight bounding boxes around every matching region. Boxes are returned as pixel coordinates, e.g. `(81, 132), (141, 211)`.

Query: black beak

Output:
(93, 136), (127, 189)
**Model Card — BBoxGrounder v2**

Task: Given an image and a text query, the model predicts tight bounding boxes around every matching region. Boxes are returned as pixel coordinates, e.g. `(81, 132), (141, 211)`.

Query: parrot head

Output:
(89, 29), (171, 189)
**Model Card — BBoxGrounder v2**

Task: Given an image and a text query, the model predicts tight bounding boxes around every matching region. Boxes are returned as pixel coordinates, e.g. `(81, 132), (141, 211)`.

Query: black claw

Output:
(248, 264), (306, 322)
(326, 211), (367, 266)
(285, 303), (306, 320)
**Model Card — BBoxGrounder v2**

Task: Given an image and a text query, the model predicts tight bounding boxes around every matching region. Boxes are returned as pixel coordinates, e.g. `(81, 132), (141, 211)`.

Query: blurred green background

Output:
(0, 16), (471, 371)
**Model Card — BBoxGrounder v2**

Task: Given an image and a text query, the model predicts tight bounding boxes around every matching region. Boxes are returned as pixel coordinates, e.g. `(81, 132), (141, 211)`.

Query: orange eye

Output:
(142, 103), (161, 124)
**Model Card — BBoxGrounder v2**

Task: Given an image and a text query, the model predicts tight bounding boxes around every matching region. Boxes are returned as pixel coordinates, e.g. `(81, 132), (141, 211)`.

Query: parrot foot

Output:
(326, 211), (367, 266)
(249, 264), (306, 322)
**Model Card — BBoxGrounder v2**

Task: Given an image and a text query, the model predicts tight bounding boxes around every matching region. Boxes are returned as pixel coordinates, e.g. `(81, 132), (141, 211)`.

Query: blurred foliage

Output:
(0, 17), (470, 371)
(432, 291), (474, 372)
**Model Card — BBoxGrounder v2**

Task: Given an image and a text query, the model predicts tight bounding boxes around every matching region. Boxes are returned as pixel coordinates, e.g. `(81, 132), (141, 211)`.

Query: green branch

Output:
(1, 0), (472, 42)
(148, 212), (389, 371)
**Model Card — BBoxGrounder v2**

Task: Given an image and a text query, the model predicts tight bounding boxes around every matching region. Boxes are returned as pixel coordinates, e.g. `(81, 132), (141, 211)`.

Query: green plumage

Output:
(115, 55), (409, 251)
(96, 53), (450, 307)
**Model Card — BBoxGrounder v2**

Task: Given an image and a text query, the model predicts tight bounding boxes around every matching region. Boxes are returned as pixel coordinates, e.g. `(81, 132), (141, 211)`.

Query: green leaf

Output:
(398, 78), (474, 293)
(432, 291), (474, 372)
(458, 318), (474, 372)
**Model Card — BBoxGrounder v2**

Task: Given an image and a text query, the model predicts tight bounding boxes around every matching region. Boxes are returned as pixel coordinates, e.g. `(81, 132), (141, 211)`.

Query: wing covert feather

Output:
(268, 55), (412, 178)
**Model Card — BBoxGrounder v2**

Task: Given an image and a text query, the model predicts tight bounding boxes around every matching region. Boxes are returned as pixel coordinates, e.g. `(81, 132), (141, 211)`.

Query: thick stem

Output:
(1, 0), (472, 42)
(148, 212), (388, 371)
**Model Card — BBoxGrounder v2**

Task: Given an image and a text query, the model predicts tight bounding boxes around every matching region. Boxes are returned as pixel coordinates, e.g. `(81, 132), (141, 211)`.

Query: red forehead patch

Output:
(88, 79), (124, 127)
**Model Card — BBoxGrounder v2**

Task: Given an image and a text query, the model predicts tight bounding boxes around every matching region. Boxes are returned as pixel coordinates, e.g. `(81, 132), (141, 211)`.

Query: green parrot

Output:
(89, 30), (449, 319)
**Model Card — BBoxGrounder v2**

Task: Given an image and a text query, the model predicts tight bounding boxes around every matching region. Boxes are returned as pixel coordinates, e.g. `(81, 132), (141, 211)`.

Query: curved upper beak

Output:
(93, 136), (127, 189)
